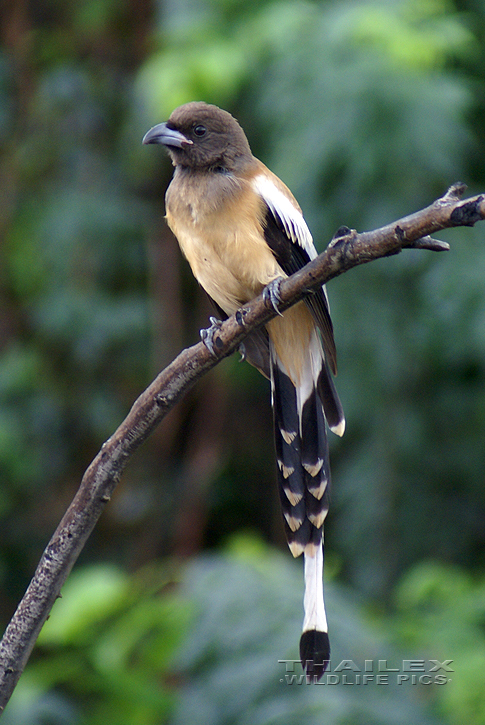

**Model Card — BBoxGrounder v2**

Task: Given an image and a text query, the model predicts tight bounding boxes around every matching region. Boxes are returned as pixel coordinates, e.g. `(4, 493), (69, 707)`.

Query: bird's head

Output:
(142, 101), (252, 172)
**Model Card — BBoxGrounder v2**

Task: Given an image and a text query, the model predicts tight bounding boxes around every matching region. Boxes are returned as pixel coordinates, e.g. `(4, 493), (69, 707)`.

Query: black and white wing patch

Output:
(252, 173), (338, 376)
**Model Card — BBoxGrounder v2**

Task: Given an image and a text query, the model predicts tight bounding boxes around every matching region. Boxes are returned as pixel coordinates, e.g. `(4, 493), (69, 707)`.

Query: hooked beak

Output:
(142, 122), (193, 148)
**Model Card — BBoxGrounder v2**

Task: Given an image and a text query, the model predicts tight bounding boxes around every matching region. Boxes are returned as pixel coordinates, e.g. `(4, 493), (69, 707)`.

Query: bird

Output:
(143, 101), (345, 679)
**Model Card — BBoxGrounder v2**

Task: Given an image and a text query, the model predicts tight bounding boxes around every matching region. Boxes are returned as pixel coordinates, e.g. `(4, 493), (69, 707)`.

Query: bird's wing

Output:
(252, 172), (338, 375)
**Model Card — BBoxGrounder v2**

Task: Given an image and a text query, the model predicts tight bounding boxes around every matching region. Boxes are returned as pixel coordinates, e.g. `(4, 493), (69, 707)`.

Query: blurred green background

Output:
(1, 0), (485, 722)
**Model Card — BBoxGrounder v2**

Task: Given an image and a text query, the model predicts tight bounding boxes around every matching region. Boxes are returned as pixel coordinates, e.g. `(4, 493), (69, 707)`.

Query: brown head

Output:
(142, 102), (253, 173)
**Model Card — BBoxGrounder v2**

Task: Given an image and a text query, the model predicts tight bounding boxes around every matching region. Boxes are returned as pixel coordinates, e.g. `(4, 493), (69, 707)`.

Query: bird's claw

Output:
(200, 316), (223, 355)
(235, 308), (248, 326)
(263, 277), (284, 316)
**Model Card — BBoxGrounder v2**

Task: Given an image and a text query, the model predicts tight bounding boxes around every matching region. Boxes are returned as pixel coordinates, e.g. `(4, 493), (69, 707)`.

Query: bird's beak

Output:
(142, 123), (193, 148)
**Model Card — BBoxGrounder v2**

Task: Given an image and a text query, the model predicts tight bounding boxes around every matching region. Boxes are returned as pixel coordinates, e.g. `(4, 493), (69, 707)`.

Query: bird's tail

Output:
(270, 328), (344, 681)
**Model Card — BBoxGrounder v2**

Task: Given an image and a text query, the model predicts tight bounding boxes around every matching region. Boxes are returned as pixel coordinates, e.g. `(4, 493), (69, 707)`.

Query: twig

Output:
(0, 183), (483, 711)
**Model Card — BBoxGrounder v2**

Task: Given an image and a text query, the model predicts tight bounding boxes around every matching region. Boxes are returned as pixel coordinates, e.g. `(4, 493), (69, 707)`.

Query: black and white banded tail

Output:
(270, 330), (343, 679)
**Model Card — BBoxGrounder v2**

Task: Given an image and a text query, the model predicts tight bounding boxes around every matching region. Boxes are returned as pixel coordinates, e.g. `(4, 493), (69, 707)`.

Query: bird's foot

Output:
(200, 316), (223, 355)
(235, 308), (248, 326)
(263, 277), (284, 316)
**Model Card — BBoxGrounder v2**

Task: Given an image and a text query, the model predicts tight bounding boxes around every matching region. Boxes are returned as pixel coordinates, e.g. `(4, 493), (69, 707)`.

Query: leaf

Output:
(39, 565), (129, 646)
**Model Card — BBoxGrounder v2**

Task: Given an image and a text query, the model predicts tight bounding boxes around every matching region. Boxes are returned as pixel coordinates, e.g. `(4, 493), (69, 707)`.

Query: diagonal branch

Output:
(0, 182), (483, 710)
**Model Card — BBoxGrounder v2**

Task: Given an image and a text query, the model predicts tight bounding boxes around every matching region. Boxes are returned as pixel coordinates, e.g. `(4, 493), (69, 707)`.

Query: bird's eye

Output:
(193, 124), (207, 137)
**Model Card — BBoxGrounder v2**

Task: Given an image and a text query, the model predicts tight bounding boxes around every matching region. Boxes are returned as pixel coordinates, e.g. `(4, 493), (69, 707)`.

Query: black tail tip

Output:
(299, 630), (330, 682)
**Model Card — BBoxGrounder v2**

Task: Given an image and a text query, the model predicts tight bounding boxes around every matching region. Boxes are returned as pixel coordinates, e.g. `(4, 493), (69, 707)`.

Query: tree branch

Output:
(0, 182), (483, 710)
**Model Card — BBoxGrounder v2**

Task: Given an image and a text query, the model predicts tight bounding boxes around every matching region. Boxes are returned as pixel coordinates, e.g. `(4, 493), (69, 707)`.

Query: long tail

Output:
(270, 330), (344, 680)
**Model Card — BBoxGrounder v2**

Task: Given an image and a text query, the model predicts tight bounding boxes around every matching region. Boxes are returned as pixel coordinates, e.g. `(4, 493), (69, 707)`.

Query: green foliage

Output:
(394, 561), (485, 725)
(38, 565), (129, 646)
(328, 222), (485, 600)
(349, 0), (474, 69)
(247, 0), (474, 235)
(171, 538), (442, 725)
(3, 563), (192, 725)
(5, 541), (445, 725)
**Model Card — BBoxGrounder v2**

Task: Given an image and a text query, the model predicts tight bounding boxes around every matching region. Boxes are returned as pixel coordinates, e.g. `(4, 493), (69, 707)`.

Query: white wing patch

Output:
(252, 174), (316, 258)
